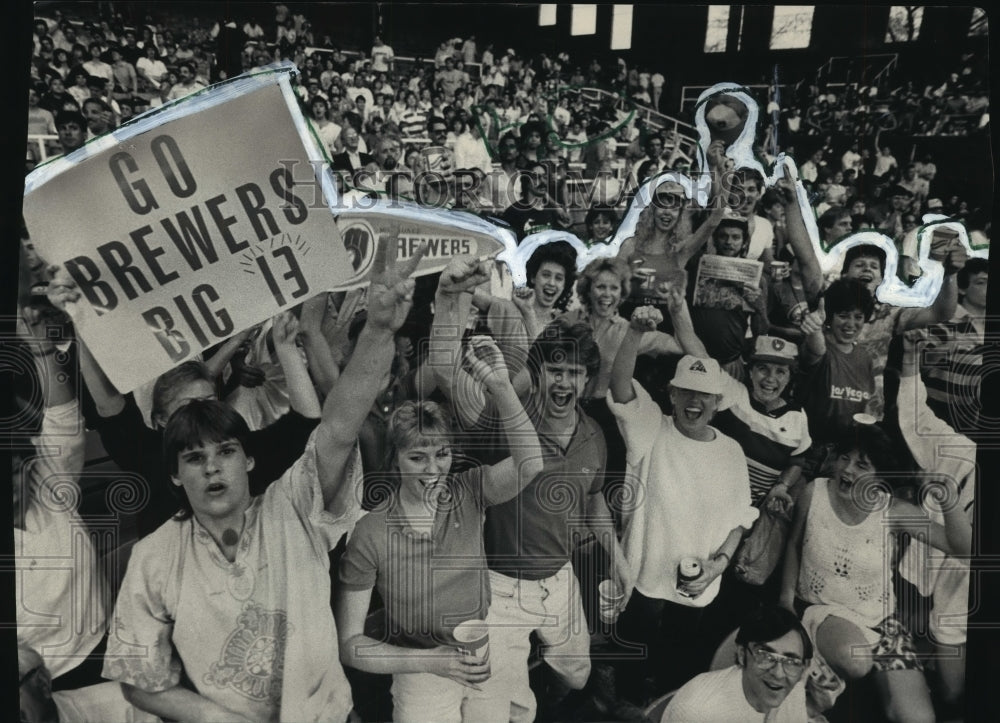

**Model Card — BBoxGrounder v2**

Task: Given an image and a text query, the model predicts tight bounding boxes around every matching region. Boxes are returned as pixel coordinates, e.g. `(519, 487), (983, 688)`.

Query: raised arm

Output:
(510, 286), (547, 341)
(898, 242), (965, 331)
(46, 266), (125, 417)
(314, 240), (427, 515)
(296, 291), (340, 398)
(270, 311), (321, 418)
(609, 306), (661, 404)
(660, 282), (706, 356)
(897, 330), (973, 557)
(202, 327), (255, 380)
(799, 296), (827, 366)
(675, 206), (725, 266)
(426, 257), (492, 429)
(465, 336), (544, 503)
(775, 176), (823, 299)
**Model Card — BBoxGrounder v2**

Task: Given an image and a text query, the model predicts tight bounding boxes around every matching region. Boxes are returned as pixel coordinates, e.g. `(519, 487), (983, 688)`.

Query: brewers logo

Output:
(339, 219), (376, 276)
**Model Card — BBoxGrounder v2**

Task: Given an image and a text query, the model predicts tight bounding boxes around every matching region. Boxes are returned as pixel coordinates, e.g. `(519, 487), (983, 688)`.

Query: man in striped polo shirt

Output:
(921, 256), (987, 437)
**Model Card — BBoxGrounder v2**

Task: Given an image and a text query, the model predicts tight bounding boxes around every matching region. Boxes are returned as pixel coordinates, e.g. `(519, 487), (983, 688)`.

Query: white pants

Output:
(484, 563), (592, 722)
(392, 666), (509, 723)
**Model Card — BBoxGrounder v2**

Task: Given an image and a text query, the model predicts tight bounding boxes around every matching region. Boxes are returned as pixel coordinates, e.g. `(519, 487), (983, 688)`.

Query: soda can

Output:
(677, 557), (703, 592)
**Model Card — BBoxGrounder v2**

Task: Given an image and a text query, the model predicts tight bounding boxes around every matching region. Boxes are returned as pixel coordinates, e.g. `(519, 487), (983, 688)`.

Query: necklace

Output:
(222, 528), (239, 547)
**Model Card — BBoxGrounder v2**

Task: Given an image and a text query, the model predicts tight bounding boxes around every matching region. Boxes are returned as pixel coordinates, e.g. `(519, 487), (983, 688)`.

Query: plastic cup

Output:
(454, 619), (489, 661)
(598, 579), (624, 624)
(635, 268), (657, 291)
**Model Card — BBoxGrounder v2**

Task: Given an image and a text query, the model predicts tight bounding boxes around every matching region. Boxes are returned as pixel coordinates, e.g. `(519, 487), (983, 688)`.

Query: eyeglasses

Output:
(748, 644), (806, 677)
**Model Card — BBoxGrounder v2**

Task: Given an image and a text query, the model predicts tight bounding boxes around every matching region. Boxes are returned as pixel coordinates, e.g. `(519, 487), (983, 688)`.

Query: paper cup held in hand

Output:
(598, 579), (624, 624)
(454, 619), (489, 660)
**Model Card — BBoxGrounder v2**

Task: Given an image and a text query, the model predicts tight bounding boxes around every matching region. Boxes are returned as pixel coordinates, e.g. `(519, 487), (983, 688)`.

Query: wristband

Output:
(716, 551), (731, 565)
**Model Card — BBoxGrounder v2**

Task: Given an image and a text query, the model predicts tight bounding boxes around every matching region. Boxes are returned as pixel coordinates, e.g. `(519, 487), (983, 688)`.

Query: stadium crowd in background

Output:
(16, 3), (989, 723)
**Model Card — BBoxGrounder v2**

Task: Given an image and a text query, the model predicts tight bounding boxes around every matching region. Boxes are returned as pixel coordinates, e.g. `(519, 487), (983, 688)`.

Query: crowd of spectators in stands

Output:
(770, 54), (990, 141)
(17, 4), (989, 723)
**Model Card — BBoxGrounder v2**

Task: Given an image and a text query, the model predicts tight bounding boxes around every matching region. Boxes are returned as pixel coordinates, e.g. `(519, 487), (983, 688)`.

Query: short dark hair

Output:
(958, 257), (989, 290)
(819, 207), (852, 235)
(734, 168), (764, 191)
(832, 422), (900, 478)
(82, 97), (111, 114)
(526, 318), (601, 388)
(584, 205), (619, 231)
(735, 605), (813, 662)
(55, 109), (86, 128)
(162, 399), (252, 517)
(841, 243), (886, 278)
(525, 240), (578, 310)
(823, 277), (875, 321)
(760, 188), (784, 211)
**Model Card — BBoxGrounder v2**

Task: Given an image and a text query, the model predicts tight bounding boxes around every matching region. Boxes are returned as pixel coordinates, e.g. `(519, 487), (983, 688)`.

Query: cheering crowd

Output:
(17, 4), (990, 723)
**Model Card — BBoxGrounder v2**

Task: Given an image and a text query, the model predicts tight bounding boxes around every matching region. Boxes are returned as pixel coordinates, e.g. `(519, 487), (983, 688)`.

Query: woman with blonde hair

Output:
(335, 337), (544, 723)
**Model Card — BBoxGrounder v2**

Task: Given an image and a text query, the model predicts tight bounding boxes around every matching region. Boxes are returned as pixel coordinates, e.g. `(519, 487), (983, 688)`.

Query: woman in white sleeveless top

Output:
(780, 426), (958, 723)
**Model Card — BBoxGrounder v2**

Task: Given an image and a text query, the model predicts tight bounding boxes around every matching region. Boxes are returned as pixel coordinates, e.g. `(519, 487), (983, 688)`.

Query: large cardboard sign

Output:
(23, 78), (353, 393)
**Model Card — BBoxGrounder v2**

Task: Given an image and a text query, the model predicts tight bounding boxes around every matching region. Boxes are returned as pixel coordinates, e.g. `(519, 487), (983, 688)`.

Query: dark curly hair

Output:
(823, 277), (876, 322)
(525, 240), (578, 310)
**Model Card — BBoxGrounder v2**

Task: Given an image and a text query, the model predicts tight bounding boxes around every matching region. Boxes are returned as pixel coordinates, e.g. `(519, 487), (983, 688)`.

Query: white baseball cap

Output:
(671, 355), (724, 394)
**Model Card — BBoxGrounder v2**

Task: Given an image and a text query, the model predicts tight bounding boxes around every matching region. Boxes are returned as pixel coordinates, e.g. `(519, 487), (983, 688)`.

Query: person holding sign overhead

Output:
(45, 267), (327, 538)
(102, 240), (428, 723)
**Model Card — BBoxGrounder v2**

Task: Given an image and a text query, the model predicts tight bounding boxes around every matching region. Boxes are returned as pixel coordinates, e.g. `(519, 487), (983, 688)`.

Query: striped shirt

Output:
(920, 305), (984, 434)
(714, 372), (811, 505)
(399, 109), (427, 138)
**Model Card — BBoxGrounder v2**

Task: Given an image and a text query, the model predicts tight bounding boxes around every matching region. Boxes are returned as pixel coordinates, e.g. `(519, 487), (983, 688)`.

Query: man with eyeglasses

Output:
(662, 605), (811, 722)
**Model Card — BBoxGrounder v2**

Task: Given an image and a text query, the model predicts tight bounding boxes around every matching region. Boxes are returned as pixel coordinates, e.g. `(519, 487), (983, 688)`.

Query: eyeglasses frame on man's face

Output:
(747, 643), (806, 677)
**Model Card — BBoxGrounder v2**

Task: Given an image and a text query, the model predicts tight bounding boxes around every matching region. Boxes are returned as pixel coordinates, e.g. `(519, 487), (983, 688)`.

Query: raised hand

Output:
(437, 256), (491, 295)
(706, 139), (731, 171)
(231, 345), (267, 388)
(463, 335), (510, 393)
(657, 282), (686, 317)
(799, 296), (826, 335)
(45, 265), (83, 317)
(367, 237), (427, 333)
(944, 242), (968, 275)
(271, 311), (300, 350)
(775, 176), (798, 205)
(629, 305), (663, 333)
(511, 286), (537, 316)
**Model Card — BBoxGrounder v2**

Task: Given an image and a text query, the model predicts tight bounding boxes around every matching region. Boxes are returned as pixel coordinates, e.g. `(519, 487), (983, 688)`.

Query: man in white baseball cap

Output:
(605, 305), (758, 704)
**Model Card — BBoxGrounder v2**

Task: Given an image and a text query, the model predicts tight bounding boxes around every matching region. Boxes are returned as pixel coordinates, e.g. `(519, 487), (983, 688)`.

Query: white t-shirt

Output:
(608, 381), (758, 605)
(662, 665), (808, 722)
(746, 214), (775, 260)
(371, 44), (394, 72)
